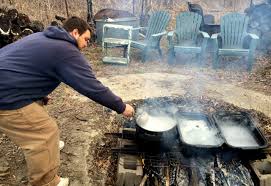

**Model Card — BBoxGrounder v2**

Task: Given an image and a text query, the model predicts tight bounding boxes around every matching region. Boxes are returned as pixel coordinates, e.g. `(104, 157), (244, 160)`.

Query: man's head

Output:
(63, 16), (93, 50)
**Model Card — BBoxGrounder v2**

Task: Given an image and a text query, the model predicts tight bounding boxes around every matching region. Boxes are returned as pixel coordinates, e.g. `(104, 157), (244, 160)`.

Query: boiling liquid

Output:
(178, 118), (223, 146)
(137, 114), (176, 132)
(220, 122), (259, 147)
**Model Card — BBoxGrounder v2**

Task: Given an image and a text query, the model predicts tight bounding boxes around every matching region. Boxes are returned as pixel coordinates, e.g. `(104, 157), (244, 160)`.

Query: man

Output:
(0, 16), (134, 186)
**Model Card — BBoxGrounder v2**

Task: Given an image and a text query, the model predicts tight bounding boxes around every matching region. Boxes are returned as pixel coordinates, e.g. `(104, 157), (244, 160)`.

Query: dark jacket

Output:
(0, 26), (126, 113)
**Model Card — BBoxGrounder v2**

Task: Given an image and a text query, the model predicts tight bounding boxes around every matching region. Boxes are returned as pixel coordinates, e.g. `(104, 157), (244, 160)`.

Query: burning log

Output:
(139, 174), (148, 186)
(165, 167), (170, 186)
(215, 154), (255, 186)
(175, 165), (189, 186)
(0, 7), (44, 48)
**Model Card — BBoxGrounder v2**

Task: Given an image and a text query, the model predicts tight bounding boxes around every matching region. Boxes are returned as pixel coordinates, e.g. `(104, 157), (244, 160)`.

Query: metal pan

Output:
(135, 109), (178, 142)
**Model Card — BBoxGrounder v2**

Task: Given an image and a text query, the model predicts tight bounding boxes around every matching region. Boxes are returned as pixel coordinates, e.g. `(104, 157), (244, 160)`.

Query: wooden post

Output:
(64, 0), (69, 18)
(133, 0), (135, 14)
(141, 0), (144, 17)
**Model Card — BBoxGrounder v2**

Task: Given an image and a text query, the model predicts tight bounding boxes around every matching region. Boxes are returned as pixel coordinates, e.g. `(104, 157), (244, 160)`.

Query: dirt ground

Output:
(0, 45), (270, 186)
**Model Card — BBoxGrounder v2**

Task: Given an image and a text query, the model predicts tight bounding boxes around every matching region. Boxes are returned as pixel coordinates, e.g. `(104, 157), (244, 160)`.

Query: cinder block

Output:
(118, 154), (143, 175)
(250, 158), (271, 186)
(116, 154), (143, 186)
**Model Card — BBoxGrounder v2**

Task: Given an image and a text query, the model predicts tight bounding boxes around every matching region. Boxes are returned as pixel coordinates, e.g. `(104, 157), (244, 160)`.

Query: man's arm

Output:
(55, 50), (128, 114)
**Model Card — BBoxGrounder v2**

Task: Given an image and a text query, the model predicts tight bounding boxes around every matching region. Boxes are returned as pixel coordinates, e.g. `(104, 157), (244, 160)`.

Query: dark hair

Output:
(63, 16), (93, 35)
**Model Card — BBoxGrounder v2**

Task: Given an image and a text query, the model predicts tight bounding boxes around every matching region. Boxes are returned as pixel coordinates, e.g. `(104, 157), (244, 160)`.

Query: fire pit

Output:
(105, 96), (270, 186)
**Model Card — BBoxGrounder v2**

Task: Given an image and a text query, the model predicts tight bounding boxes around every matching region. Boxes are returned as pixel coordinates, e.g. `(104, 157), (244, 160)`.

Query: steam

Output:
(219, 122), (259, 147)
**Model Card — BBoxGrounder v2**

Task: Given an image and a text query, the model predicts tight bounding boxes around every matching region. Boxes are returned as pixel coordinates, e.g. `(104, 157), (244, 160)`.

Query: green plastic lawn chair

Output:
(167, 12), (209, 65)
(212, 13), (259, 71)
(131, 11), (170, 62)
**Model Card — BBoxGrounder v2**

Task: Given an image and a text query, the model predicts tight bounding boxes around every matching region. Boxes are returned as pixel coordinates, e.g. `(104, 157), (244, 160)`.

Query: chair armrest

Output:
(211, 33), (221, 50)
(247, 33), (259, 40)
(147, 31), (167, 47)
(211, 33), (220, 39)
(245, 33), (259, 51)
(139, 33), (146, 38)
(197, 31), (209, 50)
(132, 27), (147, 39)
(199, 31), (210, 38)
(152, 31), (167, 37)
(167, 31), (174, 38)
(131, 27), (146, 31)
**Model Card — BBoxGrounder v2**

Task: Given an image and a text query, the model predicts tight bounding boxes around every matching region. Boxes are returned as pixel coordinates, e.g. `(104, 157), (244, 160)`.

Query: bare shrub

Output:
(1, 0), (252, 27)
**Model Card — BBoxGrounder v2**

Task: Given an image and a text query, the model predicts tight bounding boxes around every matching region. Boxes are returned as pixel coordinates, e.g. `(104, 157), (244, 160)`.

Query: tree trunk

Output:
(87, 0), (93, 23)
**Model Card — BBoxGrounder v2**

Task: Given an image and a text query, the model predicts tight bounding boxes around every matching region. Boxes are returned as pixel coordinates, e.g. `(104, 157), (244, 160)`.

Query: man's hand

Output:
(122, 104), (135, 117)
(42, 96), (51, 105)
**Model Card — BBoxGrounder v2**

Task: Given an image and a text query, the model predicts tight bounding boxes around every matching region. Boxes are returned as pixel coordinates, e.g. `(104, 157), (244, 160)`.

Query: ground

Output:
(0, 45), (270, 186)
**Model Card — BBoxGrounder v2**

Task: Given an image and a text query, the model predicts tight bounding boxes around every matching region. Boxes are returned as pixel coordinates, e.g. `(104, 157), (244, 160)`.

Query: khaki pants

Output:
(0, 102), (60, 186)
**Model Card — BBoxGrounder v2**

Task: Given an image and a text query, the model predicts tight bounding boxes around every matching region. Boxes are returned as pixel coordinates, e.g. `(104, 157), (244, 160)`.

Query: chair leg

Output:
(142, 49), (149, 63)
(123, 46), (128, 57)
(158, 47), (163, 58)
(197, 52), (204, 67)
(212, 51), (219, 69)
(105, 43), (108, 55)
(247, 53), (254, 72)
(168, 47), (175, 65)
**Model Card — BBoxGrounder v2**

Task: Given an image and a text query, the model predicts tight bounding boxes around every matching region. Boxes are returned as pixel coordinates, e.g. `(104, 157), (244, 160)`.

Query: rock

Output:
(0, 161), (10, 178)
(0, 157), (10, 177)
(0, 166), (9, 173)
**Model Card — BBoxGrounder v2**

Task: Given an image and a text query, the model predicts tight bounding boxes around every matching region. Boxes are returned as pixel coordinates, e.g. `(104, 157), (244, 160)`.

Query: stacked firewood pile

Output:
(0, 7), (44, 48)
(246, 3), (271, 53)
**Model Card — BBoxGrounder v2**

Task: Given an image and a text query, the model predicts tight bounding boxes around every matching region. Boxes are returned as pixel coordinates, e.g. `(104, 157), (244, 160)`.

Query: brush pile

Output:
(246, 3), (271, 53)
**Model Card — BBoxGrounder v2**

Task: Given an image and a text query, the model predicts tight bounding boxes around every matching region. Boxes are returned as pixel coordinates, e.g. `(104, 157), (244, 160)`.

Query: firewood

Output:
(50, 21), (59, 26)
(17, 13), (30, 28)
(10, 24), (21, 36)
(55, 15), (66, 22)
(29, 20), (44, 32)
(6, 9), (18, 21)
(0, 8), (44, 48)
(21, 28), (33, 37)
(0, 15), (11, 35)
